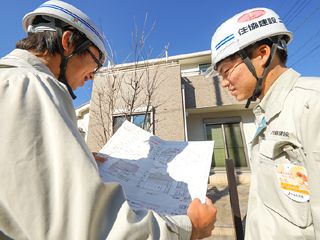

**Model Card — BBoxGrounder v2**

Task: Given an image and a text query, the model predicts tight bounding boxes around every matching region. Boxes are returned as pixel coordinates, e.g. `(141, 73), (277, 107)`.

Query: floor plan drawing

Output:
(99, 120), (214, 215)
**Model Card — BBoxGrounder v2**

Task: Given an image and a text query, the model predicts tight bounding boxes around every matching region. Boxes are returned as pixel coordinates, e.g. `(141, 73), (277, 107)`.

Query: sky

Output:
(1, 0), (320, 108)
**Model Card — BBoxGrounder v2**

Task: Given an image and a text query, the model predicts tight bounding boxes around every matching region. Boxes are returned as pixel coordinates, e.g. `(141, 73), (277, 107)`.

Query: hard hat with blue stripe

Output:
(22, 0), (107, 65)
(210, 7), (292, 71)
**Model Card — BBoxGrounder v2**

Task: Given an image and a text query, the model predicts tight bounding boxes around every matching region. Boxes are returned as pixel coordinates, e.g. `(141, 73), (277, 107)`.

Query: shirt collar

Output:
(2, 49), (56, 78)
(253, 68), (300, 122)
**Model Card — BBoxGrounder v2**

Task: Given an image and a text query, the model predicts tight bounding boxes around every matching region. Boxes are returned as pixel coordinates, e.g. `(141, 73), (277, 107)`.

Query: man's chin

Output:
(74, 82), (85, 89)
(235, 95), (245, 101)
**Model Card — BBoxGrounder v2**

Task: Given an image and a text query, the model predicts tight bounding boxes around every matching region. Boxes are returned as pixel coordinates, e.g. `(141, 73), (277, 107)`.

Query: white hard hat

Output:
(22, 0), (107, 64)
(211, 7), (292, 69)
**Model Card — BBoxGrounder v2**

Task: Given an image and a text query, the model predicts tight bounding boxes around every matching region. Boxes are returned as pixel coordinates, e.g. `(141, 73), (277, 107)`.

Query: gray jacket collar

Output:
(253, 68), (301, 122)
(1, 49), (56, 78)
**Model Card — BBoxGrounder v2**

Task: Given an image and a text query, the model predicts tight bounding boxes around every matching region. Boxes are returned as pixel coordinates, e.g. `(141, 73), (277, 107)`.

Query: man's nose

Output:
(221, 79), (230, 88)
(86, 72), (95, 81)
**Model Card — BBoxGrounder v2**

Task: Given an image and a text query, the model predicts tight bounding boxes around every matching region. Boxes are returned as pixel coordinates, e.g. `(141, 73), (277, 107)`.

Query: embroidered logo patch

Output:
(271, 130), (289, 137)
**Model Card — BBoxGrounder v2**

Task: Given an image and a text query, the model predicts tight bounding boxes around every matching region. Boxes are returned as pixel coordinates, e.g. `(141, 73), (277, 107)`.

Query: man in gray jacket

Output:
(0, 1), (217, 239)
(209, 7), (319, 240)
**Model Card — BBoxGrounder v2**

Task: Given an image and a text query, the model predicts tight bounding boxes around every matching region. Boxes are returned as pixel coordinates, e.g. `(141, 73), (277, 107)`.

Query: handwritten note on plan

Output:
(98, 120), (214, 215)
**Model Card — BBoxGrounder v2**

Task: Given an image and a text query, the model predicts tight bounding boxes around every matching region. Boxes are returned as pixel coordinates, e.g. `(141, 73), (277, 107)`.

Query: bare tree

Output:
(88, 13), (170, 150)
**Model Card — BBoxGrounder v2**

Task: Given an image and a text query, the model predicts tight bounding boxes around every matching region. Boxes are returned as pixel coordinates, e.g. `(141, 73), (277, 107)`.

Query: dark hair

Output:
(16, 16), (89, 55)
(243, 36), (288, 64)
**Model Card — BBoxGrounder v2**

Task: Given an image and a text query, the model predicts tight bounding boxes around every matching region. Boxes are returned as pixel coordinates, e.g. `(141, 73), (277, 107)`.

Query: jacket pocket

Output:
(257, 140), (312, 228)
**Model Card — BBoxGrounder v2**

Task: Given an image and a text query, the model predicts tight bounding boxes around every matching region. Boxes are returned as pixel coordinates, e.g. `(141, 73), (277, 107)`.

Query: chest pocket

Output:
(258, 139), (312, 228)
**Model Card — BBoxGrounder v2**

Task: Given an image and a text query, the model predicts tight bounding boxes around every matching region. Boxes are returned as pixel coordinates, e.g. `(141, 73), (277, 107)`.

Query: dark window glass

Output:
(206, 122), (247, 169)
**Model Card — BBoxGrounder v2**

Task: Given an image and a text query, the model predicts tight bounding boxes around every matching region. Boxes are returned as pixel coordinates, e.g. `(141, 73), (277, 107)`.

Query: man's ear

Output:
(256, 44), (271, 67)
(61, 30), (74, 56)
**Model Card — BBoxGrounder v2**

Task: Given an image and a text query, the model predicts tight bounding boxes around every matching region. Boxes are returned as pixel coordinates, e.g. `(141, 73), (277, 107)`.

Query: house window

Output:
(204, 118), (248, 169)
(113, 113), (152, 133)
(199, 63), (211, 75)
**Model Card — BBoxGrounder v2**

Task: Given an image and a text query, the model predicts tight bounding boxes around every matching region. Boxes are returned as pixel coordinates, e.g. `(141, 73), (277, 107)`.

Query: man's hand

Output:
(187, 197), (217, 240)
(92, 152), (107, 163)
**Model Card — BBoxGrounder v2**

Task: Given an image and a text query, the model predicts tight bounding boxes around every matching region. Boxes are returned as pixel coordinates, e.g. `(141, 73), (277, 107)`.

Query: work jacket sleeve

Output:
(299, 94), (320, 238)
(0, 65), (192, 240)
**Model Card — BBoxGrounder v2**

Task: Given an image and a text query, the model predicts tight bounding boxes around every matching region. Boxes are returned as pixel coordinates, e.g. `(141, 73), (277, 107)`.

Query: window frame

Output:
(199, 63), (211, 75)
(112, 110), (154, 134)
(203, 117), (250, 172)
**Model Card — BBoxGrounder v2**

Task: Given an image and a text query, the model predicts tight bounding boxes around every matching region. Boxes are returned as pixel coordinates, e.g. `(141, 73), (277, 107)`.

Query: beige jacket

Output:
(0, 49), (191, 240)
(245, 69), (320, 240)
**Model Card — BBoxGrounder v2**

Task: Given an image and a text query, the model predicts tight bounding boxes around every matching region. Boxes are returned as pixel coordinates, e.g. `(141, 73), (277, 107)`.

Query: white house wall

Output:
(76, 105), (90, 141)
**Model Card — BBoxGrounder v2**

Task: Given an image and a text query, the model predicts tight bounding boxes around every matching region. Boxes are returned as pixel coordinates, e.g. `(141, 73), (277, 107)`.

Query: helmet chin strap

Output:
(54, 19), (92, 100)
(58, 55), (77, 99)
(239, 36), (281, 108)
(58, 40), (92, 99)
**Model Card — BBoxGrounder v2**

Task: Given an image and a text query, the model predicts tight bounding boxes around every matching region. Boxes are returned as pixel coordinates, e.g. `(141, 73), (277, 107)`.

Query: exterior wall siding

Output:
(183, 74), (245, 108)
(86, 62), (185, 151)
(153, 64), (185, 141)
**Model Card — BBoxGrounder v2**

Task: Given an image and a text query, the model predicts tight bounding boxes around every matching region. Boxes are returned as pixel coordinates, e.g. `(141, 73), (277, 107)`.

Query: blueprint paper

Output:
(98, 120), (214, 215)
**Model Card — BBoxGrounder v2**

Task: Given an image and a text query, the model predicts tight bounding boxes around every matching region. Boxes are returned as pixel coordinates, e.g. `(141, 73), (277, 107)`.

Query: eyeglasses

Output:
(218, 61), (243, 79)
(86, 48), (103, 73)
